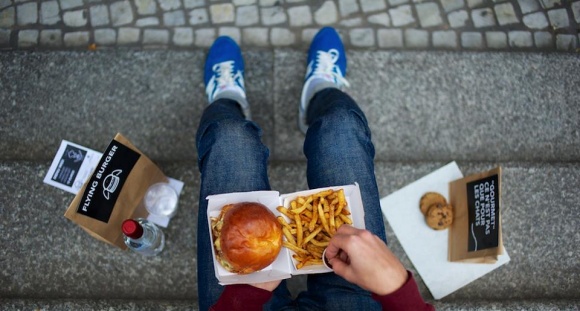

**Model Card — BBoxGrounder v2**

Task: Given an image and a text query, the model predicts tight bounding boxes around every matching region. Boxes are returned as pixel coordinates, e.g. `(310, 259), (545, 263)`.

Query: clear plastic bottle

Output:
(122, 218), (165, 256)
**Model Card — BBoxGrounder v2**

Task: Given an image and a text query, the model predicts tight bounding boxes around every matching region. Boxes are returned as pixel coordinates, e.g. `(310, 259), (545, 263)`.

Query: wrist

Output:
(373, 267), (409, 296)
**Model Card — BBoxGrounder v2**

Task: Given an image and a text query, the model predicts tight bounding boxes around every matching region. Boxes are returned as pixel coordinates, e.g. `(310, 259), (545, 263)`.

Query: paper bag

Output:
(64, 133), (168, 249)
(448, 167), (503, 263)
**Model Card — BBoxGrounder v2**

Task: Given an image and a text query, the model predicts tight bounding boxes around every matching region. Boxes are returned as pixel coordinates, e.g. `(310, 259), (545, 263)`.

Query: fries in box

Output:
(206, 183), (365, 285)
(278, 186), (365, 273)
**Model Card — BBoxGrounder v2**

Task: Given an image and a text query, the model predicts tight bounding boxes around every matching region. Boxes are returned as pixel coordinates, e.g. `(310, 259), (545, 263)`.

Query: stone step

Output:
(1, 298), (579, 311)
(1, 51), (579, 162)
(1, 161), (578, 303)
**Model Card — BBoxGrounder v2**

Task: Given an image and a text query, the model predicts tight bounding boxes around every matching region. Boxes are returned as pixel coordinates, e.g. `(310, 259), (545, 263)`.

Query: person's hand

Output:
(325, 225), (408, 296)
(249, 280), (281, 292)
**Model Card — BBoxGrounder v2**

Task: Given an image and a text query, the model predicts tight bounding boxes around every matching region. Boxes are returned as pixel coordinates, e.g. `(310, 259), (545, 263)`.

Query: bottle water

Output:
(122, 218), (165, 256)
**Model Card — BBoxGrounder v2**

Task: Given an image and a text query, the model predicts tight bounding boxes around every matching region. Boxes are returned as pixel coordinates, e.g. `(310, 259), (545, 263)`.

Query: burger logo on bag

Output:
(102, 169), (123, 200)
(77, 140), (140, 223)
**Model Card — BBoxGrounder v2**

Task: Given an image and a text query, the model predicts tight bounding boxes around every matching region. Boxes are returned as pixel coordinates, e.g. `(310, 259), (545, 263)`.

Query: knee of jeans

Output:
(210, 118), (263, 149)
(314, 104), (369, 136)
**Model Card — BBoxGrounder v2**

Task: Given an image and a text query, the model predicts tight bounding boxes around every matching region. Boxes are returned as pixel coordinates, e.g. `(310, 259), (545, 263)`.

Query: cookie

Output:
(426, 203), (454, 230)
(419, 192), (447, 216)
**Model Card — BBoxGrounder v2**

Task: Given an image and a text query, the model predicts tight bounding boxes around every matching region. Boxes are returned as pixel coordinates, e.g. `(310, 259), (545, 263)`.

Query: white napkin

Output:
(380, 162), (510, 300)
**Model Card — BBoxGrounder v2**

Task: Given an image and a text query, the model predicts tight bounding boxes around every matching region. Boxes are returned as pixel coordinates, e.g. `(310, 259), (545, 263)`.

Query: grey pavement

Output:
(1, 50), (579, 310)
(0, 0), (579, 51)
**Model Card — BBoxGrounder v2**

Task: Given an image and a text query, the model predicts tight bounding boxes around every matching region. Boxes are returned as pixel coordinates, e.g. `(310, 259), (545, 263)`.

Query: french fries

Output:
(277, 188), (351, 269)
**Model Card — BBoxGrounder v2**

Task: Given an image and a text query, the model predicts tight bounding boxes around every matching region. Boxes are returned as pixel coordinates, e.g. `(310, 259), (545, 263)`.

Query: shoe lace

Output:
(206, 61), (244, 98)
(311, 49), (350, 88)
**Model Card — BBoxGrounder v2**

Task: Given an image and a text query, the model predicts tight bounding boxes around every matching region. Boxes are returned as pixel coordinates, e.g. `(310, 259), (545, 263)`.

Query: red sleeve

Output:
(372, 271), (435, 311)
(210, 284), (273, 311)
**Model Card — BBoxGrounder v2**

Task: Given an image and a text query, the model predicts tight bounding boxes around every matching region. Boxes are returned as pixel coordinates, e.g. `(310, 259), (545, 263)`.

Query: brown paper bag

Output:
(448, 167), (503, 263)
(64, 133), (168, 249)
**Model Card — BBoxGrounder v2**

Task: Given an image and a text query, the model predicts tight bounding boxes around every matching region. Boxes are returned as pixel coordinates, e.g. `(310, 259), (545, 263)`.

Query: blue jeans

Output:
(196, 88), (387, 311)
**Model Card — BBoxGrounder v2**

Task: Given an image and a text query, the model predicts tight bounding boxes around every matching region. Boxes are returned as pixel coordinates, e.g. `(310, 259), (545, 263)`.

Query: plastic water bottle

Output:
(122, 218), (165, 256)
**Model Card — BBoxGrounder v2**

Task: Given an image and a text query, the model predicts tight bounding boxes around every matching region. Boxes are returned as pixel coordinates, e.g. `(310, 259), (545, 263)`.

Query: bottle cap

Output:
(122, 219), (143, 239)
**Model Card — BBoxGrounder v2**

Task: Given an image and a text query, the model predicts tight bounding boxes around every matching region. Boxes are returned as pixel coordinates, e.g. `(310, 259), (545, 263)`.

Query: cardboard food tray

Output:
(206, 183), (365, 285)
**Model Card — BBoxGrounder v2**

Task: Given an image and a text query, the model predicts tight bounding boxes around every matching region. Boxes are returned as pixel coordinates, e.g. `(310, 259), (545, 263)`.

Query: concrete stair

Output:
(1, 50), (579, 310)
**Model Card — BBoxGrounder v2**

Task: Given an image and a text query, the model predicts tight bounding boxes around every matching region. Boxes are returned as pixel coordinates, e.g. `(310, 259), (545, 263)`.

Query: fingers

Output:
(325, 225), (360, 259)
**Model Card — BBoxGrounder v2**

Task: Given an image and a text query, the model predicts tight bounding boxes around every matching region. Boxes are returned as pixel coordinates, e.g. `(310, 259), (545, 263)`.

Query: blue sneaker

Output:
(299, 27), (350, 133)
(204, 36), (251, 119)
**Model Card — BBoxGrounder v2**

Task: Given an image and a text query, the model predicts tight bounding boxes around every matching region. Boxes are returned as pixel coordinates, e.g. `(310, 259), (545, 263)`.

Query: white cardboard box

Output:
(206, 183), (365, 285)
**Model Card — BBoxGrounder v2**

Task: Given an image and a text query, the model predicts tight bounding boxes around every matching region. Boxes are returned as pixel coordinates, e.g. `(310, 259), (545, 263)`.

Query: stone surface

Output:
(518, 0), (540, 14)
(63, 9), (88, 27)
(432, 30), (457, 48)
(314, 1), (338, 25)
(117, 28), (140, 44)
(486, 31), (507, 48)
(94, 28), (116, 45)
(0, 51), (579, 309)
(377, 28), (403, 48)
(236, 5), (258, 26)
(573, 1), (580, 23)
(164, 10), (186, 26)
(262, 6), (286, 25)
(441, 0), (465, 12)
(218, 27), (240, 44)
(210, 3), (235, 24)
(271, 27), (295, 46)
(540, 0), (562, 9)
(18, 29), (38, 48)
(40, 29), (62, 47)
(338, 0), (359, 17)
(59, 0), (83, 10)
(143, 29), (170, 45)
(184, 0), (205, 9)
(416, 2), (443, 27)
(495, 2), (519, 25)
(0, 29), (10, 46)
(0, 0), (10, 10)
(523, 12), (549, 29)
(360, 0), (386, 13)
(194, 28), (215, 47)
(368, 13), (390, 26)
(136, 17), (160, 26)
(0, 6), (14, 28)
(243, 27), (268, 46)
(288, 5), (312, 27)
(448, 10), (468, 28)
(350, 28), (375, 47)
(508, 31), (533, 48)
(461, 31), (482, 48)
(405, 29), (429, 48)
(472, 8), (495, 28)
(189, 8), (209, 25)
(173, 27), (194, 46)
(556, 34), (577, 51)
(547, 8), (569, 29)
(136, 0), (157, 15)
(0, 0), (577, 53)
(341, 17), (362, 27)
(40, 1), (61, 25)
(159, 0), (181, 11)
(390, 5), (415, 26)
(17, 2), (37, 25)
(90, 5), (110, 26)
(63, 31), (89, 47)
(534, 31), (553, 48)
(110, 1), (134, 26)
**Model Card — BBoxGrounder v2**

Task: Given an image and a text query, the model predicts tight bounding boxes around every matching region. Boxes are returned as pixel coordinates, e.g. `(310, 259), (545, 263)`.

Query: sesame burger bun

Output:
(215, 202), (282, 274)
